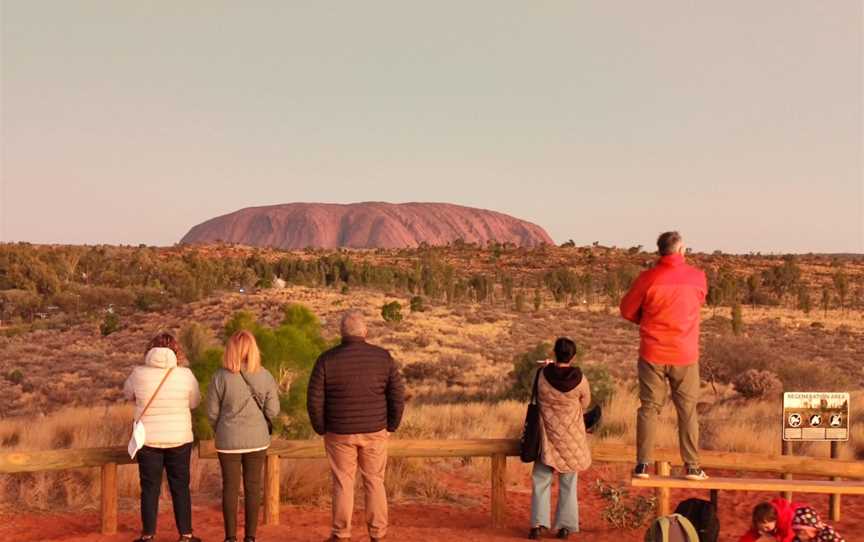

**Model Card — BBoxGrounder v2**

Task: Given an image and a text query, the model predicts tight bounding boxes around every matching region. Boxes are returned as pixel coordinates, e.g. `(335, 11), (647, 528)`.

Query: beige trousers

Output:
(324, 429), (389, 539)
(636, 358), (701, 466)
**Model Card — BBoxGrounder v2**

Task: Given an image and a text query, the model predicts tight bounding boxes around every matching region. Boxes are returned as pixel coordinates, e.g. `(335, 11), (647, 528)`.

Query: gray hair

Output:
(657, 231), (683, 256)
(340, 310), (368, 338)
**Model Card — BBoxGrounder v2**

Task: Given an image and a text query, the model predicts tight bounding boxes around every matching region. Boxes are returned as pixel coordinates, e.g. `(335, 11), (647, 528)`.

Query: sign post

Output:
(782, 392), (849, 520)
(783, 392), (849, 443)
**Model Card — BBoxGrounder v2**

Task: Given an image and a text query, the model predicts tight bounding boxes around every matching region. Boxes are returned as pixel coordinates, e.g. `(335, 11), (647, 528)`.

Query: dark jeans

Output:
(137, 443), (193, 536)
(218, 450), (267, 539)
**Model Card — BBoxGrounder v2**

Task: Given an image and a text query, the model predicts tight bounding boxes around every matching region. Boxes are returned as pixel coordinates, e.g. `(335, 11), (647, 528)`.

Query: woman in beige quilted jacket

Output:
(528, 337), (591, 541)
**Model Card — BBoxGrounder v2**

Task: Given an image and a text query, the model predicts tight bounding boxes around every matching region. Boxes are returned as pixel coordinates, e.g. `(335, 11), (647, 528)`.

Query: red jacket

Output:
(737, 498), (801, 542)
(619, 254), (707, 365)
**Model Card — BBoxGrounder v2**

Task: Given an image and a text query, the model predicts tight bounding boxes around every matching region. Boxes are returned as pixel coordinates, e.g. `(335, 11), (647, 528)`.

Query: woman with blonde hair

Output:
(124, 332), (201, 542)
(208, 330), (280, 542)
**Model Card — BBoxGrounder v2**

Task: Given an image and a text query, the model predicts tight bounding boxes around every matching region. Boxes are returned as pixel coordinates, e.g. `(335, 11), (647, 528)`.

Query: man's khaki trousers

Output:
(324, 429), (389, 539)
(636, 358), (700, 466)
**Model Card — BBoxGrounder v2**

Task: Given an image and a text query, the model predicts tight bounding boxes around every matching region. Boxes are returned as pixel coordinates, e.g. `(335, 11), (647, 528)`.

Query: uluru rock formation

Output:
(180, 202), (553, 249)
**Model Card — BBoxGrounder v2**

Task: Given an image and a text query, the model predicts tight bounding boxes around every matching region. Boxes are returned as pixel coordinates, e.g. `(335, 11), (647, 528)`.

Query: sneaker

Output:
(633, 463), (650, 479)
(684, 464), (709, 481)
(556, 527), (572, 539)
(528, 526), (547, 539)
(178, 536), (201, 542)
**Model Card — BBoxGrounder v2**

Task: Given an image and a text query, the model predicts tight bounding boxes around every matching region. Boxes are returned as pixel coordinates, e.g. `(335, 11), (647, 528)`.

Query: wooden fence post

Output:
(491, 454), (507, 528)
(830, 441), (841, 521)
(781, 440), (793, 502)
(264, 455), (281, 526)
(656, 461), (671, 517)
(100, 462), (118, 535)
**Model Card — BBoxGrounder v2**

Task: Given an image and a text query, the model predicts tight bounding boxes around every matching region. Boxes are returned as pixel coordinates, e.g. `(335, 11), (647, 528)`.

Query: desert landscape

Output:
(2, 240), (863, 541)
(3, 3), (861, 539)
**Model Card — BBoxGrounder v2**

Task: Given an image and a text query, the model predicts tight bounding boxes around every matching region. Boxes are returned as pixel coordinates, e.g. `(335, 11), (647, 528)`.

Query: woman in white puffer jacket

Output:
(123, 333), (201, 542)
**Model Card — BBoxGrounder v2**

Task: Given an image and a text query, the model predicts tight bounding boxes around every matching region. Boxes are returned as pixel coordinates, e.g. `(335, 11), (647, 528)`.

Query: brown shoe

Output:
(371, 538), (386, 542)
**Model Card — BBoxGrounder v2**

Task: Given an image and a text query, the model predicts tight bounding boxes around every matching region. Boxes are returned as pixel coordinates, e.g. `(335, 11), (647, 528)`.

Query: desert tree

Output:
(515, 290), (526, 312)
(746, 274), (761, 309)
(821, 285), (832, 317)
(796, 285), (812, 315)
(832, 271), (849, 313)
(731, 303), (744, 336)
(501, 274), (514, 302)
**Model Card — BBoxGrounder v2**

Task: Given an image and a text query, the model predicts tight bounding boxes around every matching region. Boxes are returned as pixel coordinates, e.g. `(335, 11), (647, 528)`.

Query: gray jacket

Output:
(207, 367), (280, 451)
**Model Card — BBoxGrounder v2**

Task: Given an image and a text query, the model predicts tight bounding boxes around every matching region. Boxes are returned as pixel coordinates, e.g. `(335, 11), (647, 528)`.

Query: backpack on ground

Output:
(644, 514), (699, 542)
(674, 498), (720, 542)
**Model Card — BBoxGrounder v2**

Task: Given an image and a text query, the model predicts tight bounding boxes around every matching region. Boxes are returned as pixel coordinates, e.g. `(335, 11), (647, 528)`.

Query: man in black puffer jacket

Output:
(307, 310), (405, 542)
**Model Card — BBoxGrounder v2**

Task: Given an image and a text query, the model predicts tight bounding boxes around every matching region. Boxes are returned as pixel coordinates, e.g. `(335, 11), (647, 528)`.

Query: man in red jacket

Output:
(619, 231), (708, 481)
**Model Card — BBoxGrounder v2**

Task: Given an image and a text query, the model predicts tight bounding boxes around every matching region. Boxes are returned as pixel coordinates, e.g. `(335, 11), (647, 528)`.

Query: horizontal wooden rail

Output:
(198, 439), (864, 480)
(632, 476), (864, 495)
(593, 442), (864, 480)
(4, 438), (864, 536)
(0, 447), (134, 473)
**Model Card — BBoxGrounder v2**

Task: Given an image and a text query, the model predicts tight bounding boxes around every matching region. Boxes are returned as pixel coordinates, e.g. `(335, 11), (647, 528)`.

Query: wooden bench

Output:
(632, 475), (864, 517)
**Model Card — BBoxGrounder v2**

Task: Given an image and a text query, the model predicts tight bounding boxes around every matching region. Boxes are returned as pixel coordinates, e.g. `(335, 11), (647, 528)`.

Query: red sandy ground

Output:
(4, 465), (863, 542)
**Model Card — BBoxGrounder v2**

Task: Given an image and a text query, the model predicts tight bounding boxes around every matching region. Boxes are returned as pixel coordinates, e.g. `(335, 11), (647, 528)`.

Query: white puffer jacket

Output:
(123, 347), (201, 446)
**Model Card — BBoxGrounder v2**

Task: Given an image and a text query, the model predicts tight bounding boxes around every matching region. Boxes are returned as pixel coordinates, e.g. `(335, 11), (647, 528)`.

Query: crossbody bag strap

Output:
(239, 370), (268, 418)
(530, 367), (543, 405)
(136, 368), (174, 424)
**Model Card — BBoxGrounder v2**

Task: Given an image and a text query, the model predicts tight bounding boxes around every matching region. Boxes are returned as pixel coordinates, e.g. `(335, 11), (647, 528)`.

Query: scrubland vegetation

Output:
(2, 242), (864, 511)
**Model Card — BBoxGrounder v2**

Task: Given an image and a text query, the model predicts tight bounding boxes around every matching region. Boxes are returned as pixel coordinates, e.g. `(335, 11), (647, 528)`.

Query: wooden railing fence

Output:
(3, 439), (863, 534)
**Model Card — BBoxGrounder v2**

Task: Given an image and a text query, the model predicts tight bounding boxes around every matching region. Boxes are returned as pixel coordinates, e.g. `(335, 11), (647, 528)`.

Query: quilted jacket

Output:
(538, 371), (592, 473)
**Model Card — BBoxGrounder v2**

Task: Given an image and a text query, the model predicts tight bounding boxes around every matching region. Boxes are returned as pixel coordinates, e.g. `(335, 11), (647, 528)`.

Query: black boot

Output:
(528, 526), (547, 539)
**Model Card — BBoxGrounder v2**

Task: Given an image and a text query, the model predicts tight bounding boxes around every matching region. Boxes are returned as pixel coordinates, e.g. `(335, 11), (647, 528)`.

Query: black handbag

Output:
(519, 368), (543, 463)
(239, 371), (274, 435)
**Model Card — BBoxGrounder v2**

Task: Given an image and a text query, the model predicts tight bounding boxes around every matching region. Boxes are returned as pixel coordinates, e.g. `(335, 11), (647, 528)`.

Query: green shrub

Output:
(100, 312), (121, 336)
(179, 322), (215, 364)
(409, 296), (425, 313)
(216, 304), (331, 437)
(134, 287), (167, 312)
(189, 347), (225, 439)
(6, 369), (23, 385)
(508, 342), (552, 400)
(583, 364), (615, 406)
(381, 301), (403, 323)
(508, 342), (609, 404)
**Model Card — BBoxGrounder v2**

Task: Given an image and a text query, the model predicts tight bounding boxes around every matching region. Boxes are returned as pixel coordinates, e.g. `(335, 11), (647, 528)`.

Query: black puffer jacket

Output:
(306, 336), (406, 435)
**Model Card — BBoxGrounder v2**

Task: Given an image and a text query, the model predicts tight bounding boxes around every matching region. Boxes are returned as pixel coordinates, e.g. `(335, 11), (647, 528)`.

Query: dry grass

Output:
(3, 381), (864, 511)
(2, 269), (863, 511)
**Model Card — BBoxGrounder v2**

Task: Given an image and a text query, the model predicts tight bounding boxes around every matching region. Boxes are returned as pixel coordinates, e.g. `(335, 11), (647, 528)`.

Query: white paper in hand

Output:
(128, 420), (146, 459)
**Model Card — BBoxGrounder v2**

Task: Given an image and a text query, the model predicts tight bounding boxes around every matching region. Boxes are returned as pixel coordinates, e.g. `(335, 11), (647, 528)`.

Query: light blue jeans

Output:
(530, 461), (579, 531)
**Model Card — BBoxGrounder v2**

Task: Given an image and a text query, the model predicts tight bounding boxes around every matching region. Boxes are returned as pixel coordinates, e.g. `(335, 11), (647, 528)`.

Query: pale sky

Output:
(1, 1), (862, 253)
